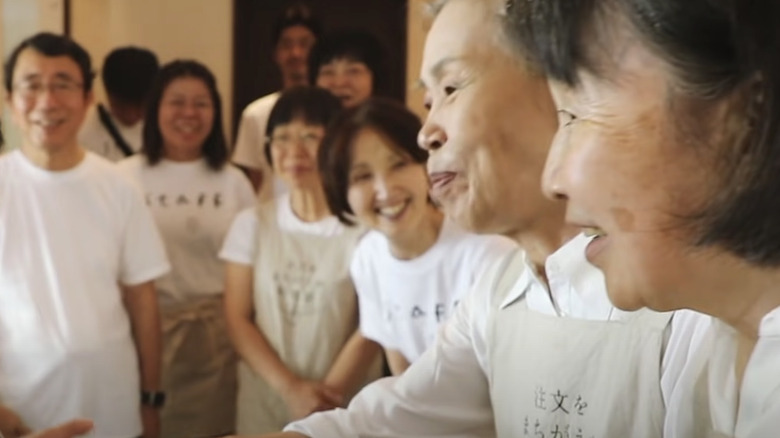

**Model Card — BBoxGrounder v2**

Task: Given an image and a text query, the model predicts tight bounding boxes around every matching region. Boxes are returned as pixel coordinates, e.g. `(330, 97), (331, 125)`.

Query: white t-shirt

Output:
(117, 156), (255, 304)
(284, 234), (705, 437)
(220, 193), (346, 265)
(352, 219), (517, 362)
(232, 92), (288, 202)
(78, 105), (143, 162)
(0, 150), (170, 437)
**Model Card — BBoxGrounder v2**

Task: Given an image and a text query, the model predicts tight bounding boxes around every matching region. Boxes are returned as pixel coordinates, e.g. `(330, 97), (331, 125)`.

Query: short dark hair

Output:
(264, 86), (343, 166)
(307, 30), (386, 95)
(142, 60), (229, 171)
(4, 32), (94, 93)
(272, 3), (322, 47)
(319, 98), (426, 226)
(102, 47), (159, 105)
(505, 0), (780, 266)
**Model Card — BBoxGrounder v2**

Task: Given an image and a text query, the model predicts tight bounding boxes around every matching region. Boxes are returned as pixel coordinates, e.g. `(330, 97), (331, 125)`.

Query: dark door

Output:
(232, 0), (408, 136)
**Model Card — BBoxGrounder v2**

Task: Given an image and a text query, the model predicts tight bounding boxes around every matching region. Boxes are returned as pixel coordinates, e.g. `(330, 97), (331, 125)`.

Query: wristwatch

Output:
(141, 390), (166, 408)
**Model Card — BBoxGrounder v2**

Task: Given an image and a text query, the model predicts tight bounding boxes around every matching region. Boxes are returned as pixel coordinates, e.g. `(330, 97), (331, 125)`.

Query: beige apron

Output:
(236, 203), (365, 434)
(487, 251), (673, 438)
(160, 295), (237, 438)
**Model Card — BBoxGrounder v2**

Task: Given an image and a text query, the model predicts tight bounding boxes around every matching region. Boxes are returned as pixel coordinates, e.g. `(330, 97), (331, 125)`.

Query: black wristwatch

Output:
(141, 390), (166, 408)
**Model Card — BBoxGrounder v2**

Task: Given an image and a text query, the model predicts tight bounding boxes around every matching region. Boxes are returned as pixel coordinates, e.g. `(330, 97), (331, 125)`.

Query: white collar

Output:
(499, 234), (630, 321)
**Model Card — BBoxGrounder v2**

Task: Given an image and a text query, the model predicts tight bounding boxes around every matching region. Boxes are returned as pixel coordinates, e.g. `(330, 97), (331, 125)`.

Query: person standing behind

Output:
(319, 98), (518, 373)
(309, 30), (386, 109)
(232, 3), (322, 199)
(0, 33), (169, 437)
(78, 46), (159, 161)
(118, 60), (255, 438)
(222, 87), (381, 434)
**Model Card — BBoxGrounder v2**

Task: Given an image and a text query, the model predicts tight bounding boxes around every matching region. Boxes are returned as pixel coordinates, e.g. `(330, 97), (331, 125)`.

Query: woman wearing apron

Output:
(118, 60), (255, 438)
(258, 1), (689, 437)
(221, 87), (381, 435)
(507, 0), (780, 436)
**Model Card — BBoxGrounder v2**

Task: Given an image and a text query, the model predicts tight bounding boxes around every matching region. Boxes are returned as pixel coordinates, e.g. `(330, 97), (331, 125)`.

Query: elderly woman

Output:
(240, 1), (690, 437)
(506, 0), (780, 436)
(118, 60), (255, 438)
(221, 87), (381, 435)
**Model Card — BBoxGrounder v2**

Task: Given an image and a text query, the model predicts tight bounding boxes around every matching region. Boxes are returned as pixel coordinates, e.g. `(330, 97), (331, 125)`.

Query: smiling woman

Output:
(317, 98), (517, 372)
(116, 59), (255, 438)
(220, 87), (387, 434)
(505, 0), (780, 436)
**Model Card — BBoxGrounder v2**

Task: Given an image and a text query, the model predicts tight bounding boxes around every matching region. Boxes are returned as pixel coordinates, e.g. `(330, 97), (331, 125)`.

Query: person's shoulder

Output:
(0, 149), (18, 165)
(234, 206), (259, 227)
(115, 154), (145, 171)
(0, 149), (22, 177)
(223, 162), (250, 180)
(84, 152), (144, 193)
(243, 91), (281, 118)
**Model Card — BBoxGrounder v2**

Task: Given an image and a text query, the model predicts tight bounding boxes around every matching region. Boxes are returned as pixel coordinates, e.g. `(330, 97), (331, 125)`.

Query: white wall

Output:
(1, 0), (65, 149)
(69, 0), (234, 141)
(406, 0), (431, 119)
(1, 0), (431, 148)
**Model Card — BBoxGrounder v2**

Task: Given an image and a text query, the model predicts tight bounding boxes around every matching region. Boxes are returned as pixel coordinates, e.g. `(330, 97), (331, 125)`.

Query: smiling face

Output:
(269, 119), (326, 190)
(9, 48), (92, 156)
(542, 32), (729, 311)
(418, 0), (560, 236)
(158, 76), (215, 161)
(316, 58), (373, 108)
(275, 25), (317, 85)
(347, 127), (433, 242)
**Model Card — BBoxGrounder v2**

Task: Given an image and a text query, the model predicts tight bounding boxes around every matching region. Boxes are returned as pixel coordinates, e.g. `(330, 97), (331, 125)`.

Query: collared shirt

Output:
(285, 234), (703, 437)
(665, 306), (780, 438)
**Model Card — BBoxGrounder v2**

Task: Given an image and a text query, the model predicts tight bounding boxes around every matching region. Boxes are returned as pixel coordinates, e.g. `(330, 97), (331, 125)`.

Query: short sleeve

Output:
(232, 107), (265, 171)
(229, 165), (257, 210)
(119, 182), (170, 286)
(219, 208), (258, 265)
(350, 247), (395, 350)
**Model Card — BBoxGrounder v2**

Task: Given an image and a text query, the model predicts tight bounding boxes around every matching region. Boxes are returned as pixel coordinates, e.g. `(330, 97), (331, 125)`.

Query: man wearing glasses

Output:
(0, 33), (169, 438)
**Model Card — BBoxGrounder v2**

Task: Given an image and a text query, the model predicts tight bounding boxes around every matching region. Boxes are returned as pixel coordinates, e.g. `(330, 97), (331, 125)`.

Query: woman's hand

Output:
(0, 405), (31, 437)
(281, 379), (343, 420)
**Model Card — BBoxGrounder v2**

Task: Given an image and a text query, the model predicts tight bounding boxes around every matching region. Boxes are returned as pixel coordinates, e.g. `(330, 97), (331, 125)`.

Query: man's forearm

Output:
(123, 281), (162, 391)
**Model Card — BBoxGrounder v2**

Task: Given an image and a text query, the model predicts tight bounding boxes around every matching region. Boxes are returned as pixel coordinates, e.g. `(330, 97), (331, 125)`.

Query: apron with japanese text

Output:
(236, 203), (365, 434)
(487, 250), (673, 438)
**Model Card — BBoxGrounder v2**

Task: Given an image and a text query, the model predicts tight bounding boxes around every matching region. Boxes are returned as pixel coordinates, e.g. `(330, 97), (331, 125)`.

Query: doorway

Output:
(232, 0), (408, 136)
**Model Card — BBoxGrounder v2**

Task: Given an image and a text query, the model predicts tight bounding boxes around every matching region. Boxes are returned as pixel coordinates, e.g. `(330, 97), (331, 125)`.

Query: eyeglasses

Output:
(268, 131), (323, 149)
(13, 79), (83, 100)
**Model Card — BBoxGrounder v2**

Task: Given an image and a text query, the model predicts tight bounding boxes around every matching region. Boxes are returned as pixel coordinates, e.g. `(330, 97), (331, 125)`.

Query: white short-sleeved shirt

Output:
(78, 105), (143, 162)
(0, 150), (170, 437)
(232, 92), (288, 201)
(220, 193), (345, 265)
(117, 156), (255, 303)
(352, 219), (517, 362)
(284, 234), (705, 437)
